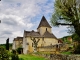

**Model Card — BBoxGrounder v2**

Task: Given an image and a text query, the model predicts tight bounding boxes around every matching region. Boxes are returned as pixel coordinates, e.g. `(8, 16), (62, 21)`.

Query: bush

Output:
(11, 50), (19, 60)
(0, 46), (9, 60)
(73, 43), (80, 54)
(17, 47), (23, 54)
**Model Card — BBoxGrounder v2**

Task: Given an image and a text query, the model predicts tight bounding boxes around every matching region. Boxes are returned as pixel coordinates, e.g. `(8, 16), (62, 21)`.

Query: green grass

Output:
(61, 51), (72, 55)
(19, 54), (47, 60)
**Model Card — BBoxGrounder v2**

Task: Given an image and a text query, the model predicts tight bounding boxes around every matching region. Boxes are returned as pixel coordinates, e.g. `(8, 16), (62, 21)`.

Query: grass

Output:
(19, 54), (47, 60)
(61, 51), (72, 55)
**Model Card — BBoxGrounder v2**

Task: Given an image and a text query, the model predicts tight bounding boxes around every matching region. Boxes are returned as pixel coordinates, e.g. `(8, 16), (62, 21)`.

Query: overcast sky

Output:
(0, 0), (70, 44)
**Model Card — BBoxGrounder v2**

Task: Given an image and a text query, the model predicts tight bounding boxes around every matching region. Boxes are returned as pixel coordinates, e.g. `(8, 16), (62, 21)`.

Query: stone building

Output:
(23, 16), (59, 54)
(12, 37), (23, 50)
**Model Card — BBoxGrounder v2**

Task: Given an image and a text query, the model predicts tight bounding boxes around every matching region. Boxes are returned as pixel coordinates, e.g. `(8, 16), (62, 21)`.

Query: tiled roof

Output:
(42, 31), (57, 38)
(37, 16), (52, 29)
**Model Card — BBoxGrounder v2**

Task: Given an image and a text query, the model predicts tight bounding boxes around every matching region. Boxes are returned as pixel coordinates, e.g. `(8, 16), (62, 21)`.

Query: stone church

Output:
(22, 16), (59, 54)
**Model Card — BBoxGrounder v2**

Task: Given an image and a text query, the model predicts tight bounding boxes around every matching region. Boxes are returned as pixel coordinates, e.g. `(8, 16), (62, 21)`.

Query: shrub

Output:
(17, 47), (23, 54)
(11, 50), (19, 60)
(0, 46), (9, 60)
(73, 43), (80, 54)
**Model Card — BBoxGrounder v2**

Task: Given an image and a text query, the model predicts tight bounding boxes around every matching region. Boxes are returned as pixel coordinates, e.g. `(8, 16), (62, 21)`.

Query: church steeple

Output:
(37, 16), (52, 29)
(37, 16), (52, 35)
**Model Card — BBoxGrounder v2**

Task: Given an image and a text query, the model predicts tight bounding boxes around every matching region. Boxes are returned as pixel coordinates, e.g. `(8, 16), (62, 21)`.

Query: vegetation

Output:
(51, 0), (80, 37)
(0, 46), (9, 60)
(61, 35), (72, 44)
(0, 43), (12, 49)
(17, 47), (23, 54)
(19, 54), (47, 60)
(61, 51), (72, 55)
(72, 33), (80, 41)
(51, 0), (80, 54)
(6, 38), (9, 50)
(11, 50), (19, 60)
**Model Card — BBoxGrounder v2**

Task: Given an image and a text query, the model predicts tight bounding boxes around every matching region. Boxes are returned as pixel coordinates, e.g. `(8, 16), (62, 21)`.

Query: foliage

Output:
(51, 0), (80, 37)
(0, 46), (9, 60)
(17, 47), (23, 54)
(6, 38), (9, 50)
(72, 33), (80, 41)
(11, 50), (19, 60)
(0, 43), (12, 49)
(61, 35), (72, 44)
(73, 43), (80, 54)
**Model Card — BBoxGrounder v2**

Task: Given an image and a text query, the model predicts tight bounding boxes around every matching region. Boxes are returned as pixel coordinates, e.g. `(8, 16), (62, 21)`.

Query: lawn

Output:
(19, 54), (47, 60)
(61, 51), (72, 55)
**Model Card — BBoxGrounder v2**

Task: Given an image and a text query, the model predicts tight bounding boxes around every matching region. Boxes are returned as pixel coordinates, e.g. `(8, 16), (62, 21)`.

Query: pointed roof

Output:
(42, 31), (57, 39)
(37, 16), (52, 29)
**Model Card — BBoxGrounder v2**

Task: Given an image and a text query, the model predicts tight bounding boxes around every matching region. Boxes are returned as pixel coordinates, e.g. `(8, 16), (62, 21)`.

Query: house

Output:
(23, 16), (59, 54)
(12, 37), (23, 50)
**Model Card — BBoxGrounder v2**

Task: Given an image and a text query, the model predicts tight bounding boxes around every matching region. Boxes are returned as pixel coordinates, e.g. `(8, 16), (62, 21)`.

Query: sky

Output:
(0, 0), (70, 44)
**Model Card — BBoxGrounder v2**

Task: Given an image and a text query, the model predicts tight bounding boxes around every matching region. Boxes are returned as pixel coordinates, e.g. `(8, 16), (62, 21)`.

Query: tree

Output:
(6, 38), (9, 50)
(30, 37), (40, 52)
(51, 0), (80, 37)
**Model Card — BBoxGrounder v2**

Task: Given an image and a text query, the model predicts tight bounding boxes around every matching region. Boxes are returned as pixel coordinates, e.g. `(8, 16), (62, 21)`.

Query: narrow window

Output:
(32, 43), (33, 47)
(46, 28), (47, 31)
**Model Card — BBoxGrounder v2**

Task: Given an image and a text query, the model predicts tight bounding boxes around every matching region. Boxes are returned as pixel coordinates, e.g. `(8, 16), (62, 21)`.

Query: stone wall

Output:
(49, 54), (80, 60)
(35, 53), (80, 60)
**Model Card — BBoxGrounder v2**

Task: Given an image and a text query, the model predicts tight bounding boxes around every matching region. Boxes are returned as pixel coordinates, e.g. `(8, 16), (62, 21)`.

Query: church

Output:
(22, 16), (59, 54)
(12, 16), (60, 54)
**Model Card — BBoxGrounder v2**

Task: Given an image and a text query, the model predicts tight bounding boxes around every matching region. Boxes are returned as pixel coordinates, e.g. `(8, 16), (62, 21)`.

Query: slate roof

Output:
(37, 16), (52, 29)
(13, 37), (23, 41)
(42, 31), (57, 38)
(24, 30), (57, 39)
(24, 30), (41, 37)
(24, 16), (57, 39)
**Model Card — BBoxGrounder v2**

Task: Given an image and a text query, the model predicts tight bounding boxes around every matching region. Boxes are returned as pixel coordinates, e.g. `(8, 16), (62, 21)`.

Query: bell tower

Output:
(37, 16), (52, 35)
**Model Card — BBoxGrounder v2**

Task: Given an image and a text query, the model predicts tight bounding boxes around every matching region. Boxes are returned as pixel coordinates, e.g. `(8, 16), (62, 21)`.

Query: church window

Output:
(46, 28), (47, 31)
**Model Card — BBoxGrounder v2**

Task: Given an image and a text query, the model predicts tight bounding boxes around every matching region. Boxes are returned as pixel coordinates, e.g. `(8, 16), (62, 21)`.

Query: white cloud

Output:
(52, 26), (70, 38)
(0, 0), (69, 44)
(0, 0), (54, 44)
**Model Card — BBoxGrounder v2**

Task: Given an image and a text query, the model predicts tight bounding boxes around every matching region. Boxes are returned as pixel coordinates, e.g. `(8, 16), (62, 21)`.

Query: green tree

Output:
(51, 0), (80, 37)
(6, 38), (9, 50)
(72, 33), (80, 41)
